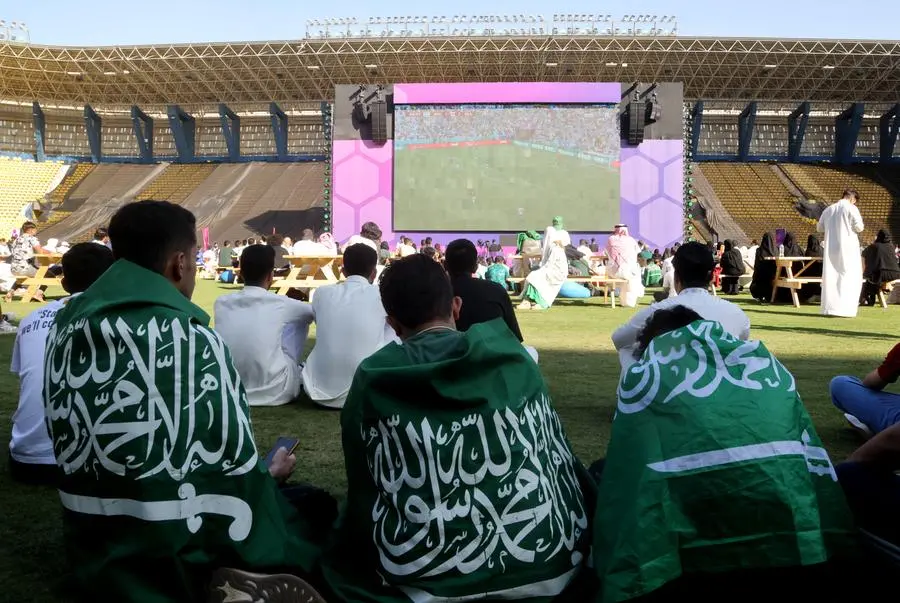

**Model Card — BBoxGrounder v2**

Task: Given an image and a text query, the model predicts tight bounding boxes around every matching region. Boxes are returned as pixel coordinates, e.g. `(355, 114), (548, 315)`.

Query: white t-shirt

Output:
(214, 287), (315, 406)
(9, 296), (74, 464)
(302, 275), (397, 408)
(343, 235), (379, 253)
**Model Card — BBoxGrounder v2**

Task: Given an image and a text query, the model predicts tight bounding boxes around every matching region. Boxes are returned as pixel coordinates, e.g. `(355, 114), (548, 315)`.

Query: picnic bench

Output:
(764, 256), (823, 308)
(507, 276), (627, 308)
(20, 253), (62, 302)
(274, 255), (344, 298)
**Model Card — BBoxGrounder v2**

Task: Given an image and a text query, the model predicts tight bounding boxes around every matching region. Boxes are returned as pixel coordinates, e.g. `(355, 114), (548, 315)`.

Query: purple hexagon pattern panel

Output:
(620, 140), (684, 250)
(332, 139), (394, 243)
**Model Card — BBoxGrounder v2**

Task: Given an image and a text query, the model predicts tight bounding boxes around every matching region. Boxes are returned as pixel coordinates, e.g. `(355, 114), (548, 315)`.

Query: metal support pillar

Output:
(131, 105), (154, 163)
(787, 102), (810, 162)
(167, 105), (196, 162)
(879, 104), (899, 163)
(270, 102), (288, 160)
(737, 101), (757, 161)
(218, 103), (241, 161)
(32, 101), (46, 161)
(84, 104), (102, 163)
(835, 102), (864, 164)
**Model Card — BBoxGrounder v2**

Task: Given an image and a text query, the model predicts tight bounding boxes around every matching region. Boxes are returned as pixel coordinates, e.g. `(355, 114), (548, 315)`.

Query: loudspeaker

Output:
(628, 100), (645, 146)
(371, 100), (388, 143)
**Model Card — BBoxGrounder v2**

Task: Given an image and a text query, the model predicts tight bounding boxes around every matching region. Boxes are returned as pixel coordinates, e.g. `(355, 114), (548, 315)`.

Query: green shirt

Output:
(44, 260), (319, 603)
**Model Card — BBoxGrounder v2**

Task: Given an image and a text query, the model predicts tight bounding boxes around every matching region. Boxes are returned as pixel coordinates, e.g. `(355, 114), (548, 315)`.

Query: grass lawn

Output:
(0, 279), (891, 602)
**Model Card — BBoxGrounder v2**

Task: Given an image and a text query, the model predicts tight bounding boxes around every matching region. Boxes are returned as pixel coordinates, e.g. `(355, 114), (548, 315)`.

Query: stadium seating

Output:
(780, 164), (900, 244)
(697, 162), (815, 243)
(38, 163), (98, 232)
(0, 157), (69, 239)
(134, 164), (217, 203)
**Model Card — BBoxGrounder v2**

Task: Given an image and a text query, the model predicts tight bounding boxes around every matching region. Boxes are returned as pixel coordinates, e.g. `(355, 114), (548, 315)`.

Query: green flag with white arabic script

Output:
(43, 260), (320, 603)
(593, 320), (856, 603)
(323, 318), (592, 602)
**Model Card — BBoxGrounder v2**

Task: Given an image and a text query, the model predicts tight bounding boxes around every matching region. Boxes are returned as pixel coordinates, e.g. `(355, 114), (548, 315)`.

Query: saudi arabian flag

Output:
(593, 320), (857, 603)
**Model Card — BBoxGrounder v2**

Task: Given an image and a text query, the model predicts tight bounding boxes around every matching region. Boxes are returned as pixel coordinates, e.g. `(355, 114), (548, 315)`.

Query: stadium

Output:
(3, 14), (900, 603)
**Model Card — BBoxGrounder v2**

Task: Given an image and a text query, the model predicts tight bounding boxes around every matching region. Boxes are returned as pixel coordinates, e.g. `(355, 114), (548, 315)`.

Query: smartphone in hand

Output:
(264, 436), (300, 468)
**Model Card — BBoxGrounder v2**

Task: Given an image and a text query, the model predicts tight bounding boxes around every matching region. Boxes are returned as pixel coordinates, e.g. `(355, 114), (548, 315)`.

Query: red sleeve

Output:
(877, 343), (900, 383)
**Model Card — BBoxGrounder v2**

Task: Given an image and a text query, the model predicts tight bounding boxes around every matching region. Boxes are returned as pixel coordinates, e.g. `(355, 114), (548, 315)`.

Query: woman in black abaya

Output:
(719, 240), (745, 295)
(749, 232), (778, 302)
(799, 234), (824, 301)
(861, 229), (900, 306)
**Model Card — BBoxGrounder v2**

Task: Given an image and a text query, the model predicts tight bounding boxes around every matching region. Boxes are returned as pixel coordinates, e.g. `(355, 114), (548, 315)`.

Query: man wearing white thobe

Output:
(613, 242), (750, 371)
(214, 244), (314, 406)
(302, 244), (396, 409)
(291, 229), (328, 256)
(817, 188), (865, 318)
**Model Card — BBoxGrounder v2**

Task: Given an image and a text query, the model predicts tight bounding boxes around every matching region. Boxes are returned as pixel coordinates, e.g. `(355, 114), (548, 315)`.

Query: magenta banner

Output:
(394, 82), (620, 105)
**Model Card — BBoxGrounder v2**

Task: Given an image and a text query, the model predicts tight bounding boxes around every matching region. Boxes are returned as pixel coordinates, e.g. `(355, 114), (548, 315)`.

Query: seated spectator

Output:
(421, 245), (437, 261)
(215, 245), (314, 406)
(445, 239), (523, 342)
(861, 229), (900, 306)
(749, 232), (778, 302)
(8, 243), (114, 486)
(6, 221), (61, 302)
(577, 238), (593, 259)
(396, 236), (416, 257)
(343, 221), (381, 253)
(322, 254), (590, 601)
(292, 229), (327, 256)
(641, 257), (663, 287)
(218, 239), (235, 268)
(595, 307), (856, 603)
(718, 239), (745, 295)
(377, 241), (391, 264)
(613, 242), (750, 370)
(92, 227), (111, 249)
(485, 255), (511, 290)
(831, 342), (900, 436)
(302, 244), (395, 409)
(268, 233), (291, 276)
(318, 232), (338, 255)
(43, 200), (324, 602)
(837, 422), (900, 544)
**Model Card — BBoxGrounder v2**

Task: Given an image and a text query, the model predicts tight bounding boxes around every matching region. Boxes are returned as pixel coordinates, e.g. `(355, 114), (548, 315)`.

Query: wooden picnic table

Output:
(507, 275), (627, 308)
(764, 256), (823, 308)
(274, 255), (344, 298)
(20, 253), (63, 302)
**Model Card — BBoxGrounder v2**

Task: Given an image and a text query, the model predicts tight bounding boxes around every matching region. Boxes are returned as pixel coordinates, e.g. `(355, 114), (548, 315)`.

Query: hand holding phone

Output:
(265, 436), (299, 470)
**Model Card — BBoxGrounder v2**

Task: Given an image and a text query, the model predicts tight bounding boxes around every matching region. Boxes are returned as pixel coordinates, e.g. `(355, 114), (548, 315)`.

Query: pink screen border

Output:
(393, 82), (620, 104)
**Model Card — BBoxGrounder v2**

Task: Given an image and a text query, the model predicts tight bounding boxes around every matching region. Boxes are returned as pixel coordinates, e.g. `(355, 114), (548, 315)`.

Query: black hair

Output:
(301, 228), (315, 241)
(843, 188), (859, 201)
(672, 241), (716, 290)
(494, 256), (505, 264)
(343, 243), (378, 277)
(422, 246), (437, 260)
(268, 233), (284, 246)
(379, 254), (453, 331)
(424, 237), (433, 245)
(360, 221), (382, 241)
(108, 200), (196, 274)
(61, 242), (115, 293)
(240, 244), (275, 284)
(93, 227), (108, 240)
(21, 221), (36, 232)
(634, 306), (704, 359)
(444, 239), (478, 276)
(223, 240), (231, 247)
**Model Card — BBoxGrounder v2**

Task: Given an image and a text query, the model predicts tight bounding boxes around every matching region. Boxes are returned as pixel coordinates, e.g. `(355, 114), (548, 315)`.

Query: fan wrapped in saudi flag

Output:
(593, 319), (857, 603)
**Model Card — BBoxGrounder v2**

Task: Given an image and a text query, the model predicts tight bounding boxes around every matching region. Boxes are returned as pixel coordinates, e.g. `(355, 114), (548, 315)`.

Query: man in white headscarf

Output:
(606, 224), (644, 307)
(817, 188), (864, 317)
(518, 216), (570, 310)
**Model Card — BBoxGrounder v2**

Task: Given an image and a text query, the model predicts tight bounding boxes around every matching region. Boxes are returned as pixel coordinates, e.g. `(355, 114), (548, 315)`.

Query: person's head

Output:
(360, 221), (382, 242)
(301, 228), (314, 241)
(751, 239), (759, 246)
(672, 241), (716, 292)
(634, 305), (704, 359)
(240, 244), (275, 289)
(422, 246), (437, 260)
(783, 231), (796, 248)
(424, 237), (433, 246)
(842, 188), (860, 204)
(21, 221), (36, 235)
(247, 237), (256, 245)
(724, 240), (734, 251)
(93, 227), (109, 243)
(342, 243), (378, 283)
(379, 254), (461, 339)
(580, 239), (588, 246)
(223, 239), (231, 247)
(268, 233), (284, 247)
(379, 240), (389, 250)
(494, 256), (505, 264)
(60, 242), (115, 294)
(108, 200), (198, 298)
(877, 229), (892, 244)
(552, 216), (564, 229)
(613, 224), (628, 237)
(444, 239), (478, 277)
(283, 236), (293, 247)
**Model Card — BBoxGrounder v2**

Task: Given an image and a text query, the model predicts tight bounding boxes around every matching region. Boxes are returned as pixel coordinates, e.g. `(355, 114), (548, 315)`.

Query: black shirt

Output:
(450, 274), (523, 342)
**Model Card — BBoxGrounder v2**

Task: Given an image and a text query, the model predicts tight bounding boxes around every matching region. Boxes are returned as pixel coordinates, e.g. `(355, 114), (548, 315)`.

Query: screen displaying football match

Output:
(392, 103), (621, 232)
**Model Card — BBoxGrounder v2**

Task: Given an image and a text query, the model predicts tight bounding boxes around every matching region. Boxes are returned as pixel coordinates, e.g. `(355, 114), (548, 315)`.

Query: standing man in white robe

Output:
(817, 188), (865, 318)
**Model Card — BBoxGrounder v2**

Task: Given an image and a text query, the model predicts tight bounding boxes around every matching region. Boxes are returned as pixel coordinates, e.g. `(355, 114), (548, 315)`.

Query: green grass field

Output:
(0, 280), (891, 602)
(393, 144), (620, 231)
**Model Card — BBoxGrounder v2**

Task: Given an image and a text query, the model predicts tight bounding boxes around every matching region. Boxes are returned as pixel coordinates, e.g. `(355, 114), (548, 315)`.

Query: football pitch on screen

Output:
(393, 144), (620, 232)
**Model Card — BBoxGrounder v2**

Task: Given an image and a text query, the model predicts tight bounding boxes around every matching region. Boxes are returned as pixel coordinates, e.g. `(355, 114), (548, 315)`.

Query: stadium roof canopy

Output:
(1, 35), (898, 107)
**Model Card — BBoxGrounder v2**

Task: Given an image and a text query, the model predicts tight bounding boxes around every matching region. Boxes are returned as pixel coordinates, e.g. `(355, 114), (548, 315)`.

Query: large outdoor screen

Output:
(392, 103), (621, 232)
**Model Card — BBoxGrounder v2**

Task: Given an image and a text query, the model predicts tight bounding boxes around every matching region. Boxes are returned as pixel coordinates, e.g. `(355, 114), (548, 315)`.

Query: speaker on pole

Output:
(627, 100), (645, 146)
(371, 100), (388, 144)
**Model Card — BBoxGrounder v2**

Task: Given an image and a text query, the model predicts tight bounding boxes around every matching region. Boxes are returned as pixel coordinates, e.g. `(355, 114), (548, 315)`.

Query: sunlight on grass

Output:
(0, 280), (895, 601)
